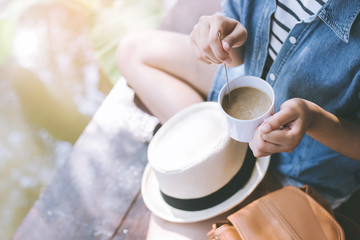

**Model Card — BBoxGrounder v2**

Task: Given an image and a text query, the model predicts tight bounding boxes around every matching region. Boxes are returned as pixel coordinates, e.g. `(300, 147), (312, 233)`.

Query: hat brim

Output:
(141, 154), (270, 223)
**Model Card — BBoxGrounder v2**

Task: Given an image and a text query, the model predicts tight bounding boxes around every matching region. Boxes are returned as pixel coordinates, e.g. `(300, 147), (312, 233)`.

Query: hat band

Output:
(160, 147), (256, 211)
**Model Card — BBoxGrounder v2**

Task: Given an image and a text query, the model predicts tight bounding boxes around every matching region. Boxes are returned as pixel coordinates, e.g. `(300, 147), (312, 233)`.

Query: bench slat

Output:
(13, 82), (157, 240)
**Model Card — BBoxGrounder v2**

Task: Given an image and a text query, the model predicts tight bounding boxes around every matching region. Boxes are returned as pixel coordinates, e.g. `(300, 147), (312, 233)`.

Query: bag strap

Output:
(207, 221), (241, 240)
(299, 185), (334, 215)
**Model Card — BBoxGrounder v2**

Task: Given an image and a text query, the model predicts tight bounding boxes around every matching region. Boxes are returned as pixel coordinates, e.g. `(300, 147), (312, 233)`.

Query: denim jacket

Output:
(208, 0), (360, 204)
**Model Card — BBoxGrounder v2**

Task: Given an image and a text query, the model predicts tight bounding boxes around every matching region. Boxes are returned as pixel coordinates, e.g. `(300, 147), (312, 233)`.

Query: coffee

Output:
(222, 87), (271, 120)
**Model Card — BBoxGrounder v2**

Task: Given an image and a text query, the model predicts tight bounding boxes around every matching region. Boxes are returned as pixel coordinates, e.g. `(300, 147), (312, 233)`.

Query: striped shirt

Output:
(269, 0), (328, 60)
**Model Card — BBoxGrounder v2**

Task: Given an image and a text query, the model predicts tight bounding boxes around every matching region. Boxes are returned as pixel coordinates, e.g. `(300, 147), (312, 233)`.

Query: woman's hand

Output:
(249, 98), (314, 157)
(190, 14), (247, 66)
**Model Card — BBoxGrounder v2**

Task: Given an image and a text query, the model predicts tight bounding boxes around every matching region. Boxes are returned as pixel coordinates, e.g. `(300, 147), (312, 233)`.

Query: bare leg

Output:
(117, 30), (221, 238)
(116, 30), (218, 124)
(146, 210), (234, 240)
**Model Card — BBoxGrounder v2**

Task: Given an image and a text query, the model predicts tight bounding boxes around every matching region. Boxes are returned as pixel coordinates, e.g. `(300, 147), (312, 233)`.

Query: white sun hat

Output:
(141, 102), (270, 223)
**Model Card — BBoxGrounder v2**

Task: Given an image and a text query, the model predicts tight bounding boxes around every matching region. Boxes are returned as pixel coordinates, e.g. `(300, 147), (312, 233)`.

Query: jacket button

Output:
(269, 73), (276, 81)
(289, 36), (297, 44)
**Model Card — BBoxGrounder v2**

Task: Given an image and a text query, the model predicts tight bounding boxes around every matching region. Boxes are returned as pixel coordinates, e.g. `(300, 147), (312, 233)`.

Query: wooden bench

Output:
(14, 1), (358, 238)
(13, 0), (222, 239)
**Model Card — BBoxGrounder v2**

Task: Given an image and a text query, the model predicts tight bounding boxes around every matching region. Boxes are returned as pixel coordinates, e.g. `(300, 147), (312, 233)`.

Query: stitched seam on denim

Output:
(318, 12), (346, 42)
(262, 198), (301, 240)
(319, 5), (360, 42)
(251, 2), (272, 76)
(275, 22), (312, 77)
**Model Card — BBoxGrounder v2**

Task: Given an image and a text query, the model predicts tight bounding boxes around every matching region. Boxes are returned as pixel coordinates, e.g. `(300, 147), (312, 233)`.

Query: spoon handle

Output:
(217, 32), (232, 107)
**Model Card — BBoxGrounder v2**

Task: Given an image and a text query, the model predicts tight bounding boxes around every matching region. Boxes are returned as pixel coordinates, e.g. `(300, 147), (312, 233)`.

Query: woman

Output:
(117, 0), (360, 238)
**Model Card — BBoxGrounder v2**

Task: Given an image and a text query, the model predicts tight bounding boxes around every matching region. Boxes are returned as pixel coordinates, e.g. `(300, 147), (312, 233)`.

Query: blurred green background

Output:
(0, 0), (172, 238)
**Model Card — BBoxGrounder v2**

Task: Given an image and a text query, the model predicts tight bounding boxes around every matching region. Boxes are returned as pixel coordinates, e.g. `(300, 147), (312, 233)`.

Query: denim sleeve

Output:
(357, 77), (360, 120)
(221, 0), (240, 20)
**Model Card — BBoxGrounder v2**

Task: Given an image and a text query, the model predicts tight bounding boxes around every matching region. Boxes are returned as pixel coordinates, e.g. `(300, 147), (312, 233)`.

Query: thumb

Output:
(221, 41), (231, 52)
(222, 24), (247, 49)
(259, 110), (297, 134)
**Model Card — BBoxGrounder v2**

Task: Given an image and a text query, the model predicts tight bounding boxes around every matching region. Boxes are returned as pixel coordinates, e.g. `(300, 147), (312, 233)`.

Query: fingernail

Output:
(260, 123), (271, 133)
(222, 41), (230, 51)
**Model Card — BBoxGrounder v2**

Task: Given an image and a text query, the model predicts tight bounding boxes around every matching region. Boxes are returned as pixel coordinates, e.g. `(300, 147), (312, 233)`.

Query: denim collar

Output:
(317, 0), (360, 43)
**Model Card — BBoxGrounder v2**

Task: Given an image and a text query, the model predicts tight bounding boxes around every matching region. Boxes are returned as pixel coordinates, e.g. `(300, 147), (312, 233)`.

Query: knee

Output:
(116, 33), (140, 74)
(116, 31), (156, 73)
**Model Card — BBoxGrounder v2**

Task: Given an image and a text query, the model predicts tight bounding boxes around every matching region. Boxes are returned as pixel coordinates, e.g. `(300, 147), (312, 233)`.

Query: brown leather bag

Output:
(208, 186), (345, 240)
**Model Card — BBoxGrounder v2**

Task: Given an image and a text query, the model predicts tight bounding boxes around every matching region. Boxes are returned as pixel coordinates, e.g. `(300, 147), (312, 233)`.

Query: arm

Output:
(306, 102), (360, 161)
(189, 14), (247, 67)
(249, 98), (360, 161)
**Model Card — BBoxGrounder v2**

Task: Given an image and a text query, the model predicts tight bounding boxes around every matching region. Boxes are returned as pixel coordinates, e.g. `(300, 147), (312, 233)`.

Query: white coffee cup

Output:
(218, 76), (275, 142)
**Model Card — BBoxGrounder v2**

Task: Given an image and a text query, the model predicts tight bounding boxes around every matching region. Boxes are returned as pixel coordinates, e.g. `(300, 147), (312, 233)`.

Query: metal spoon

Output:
(217, 32), (231, 107)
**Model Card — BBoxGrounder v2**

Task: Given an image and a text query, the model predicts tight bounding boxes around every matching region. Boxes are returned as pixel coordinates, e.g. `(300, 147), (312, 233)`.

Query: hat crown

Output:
(142, 102), (270, 222)
(148, 103), (246, 199)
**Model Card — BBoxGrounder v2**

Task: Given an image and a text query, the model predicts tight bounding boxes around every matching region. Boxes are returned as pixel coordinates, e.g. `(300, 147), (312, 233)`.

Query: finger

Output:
(259, 109), (298, 134)
(207, 30), (230, 63)
(197, 53), (212, 64)
(202, 55), (215, 64)
(191, 21), (216, 63)
(249, 129), (278, 157)
(249, 138), (279, 157)
(198, 23), (221, 64)
(222, 41), (231, 52)
(262, 120), (305, 153)
(261, 128), (291, 145)
(190, 33), (212, 64)
(221, 41), (233, 64)
(222, 23), (247, 49)
(251, 134), (289, 157)
(259, 141), (286, 155)
(249, 139), (271, 157)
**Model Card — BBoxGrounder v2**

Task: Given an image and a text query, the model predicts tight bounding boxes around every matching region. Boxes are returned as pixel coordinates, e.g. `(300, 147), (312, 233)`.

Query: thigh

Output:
(131, 30), (218, 97)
